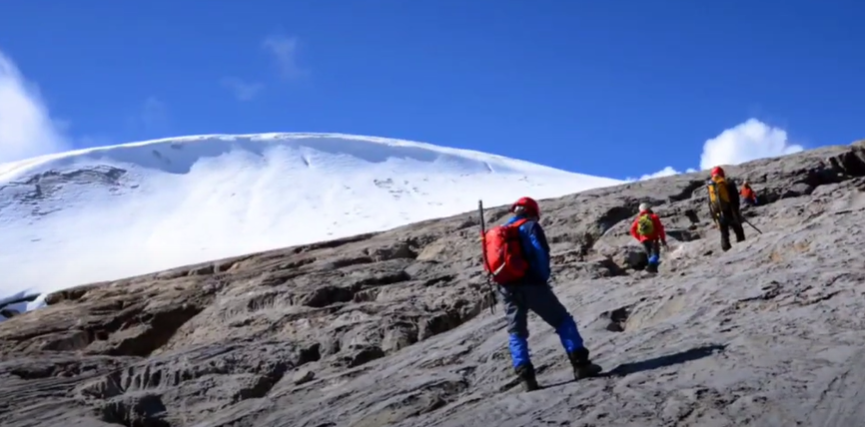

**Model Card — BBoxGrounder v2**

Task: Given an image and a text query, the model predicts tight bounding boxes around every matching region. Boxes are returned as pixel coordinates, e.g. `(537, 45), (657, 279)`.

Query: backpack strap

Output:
(510, 217), (530, 228)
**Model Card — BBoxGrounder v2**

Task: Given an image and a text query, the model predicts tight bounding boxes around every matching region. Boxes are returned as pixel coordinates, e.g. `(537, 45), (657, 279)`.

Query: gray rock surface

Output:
(2, 141), (865, 427)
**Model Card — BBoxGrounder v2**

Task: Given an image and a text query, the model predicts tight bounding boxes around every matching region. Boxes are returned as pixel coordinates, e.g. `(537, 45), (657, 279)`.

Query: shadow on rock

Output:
(531, 344), (728, 391)
(540, 379), (576, 390)
(603, 344), (727, 377)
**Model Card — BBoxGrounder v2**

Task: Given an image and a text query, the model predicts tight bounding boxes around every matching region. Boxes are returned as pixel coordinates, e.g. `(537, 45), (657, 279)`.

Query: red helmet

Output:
(711, 166), (725, 177)
(511, 196), (540, 218)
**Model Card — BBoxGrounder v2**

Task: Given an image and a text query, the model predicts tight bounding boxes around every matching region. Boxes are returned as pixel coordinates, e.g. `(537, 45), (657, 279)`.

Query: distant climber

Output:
(740, 180), (758, 206)
(706, 166), (746, 251)
(481, 196), (602, 392)
(629, 202), (668, 273)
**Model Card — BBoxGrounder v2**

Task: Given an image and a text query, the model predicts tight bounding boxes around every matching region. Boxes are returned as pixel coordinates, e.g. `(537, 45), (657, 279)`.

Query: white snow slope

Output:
(0, 132), (623, 320)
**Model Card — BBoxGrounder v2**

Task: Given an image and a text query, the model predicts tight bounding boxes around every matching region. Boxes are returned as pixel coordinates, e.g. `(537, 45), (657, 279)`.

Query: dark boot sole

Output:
(574, 364), (603, 380)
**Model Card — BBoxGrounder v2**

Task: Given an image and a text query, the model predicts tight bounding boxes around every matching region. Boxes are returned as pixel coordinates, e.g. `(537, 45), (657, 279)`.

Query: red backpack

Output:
(482, 218), (530, 284)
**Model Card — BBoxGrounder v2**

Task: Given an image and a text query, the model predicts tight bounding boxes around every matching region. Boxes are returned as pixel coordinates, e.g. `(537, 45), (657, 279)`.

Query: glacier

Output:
(0, 132), (623, 320)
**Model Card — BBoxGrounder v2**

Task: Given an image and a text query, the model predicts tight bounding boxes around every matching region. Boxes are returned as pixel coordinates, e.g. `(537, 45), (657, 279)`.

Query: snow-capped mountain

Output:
(0, 132), (623, 320)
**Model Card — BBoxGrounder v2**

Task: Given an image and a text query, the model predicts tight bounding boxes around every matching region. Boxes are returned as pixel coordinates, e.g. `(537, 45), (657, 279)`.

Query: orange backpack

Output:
(481, 218), (529, 284)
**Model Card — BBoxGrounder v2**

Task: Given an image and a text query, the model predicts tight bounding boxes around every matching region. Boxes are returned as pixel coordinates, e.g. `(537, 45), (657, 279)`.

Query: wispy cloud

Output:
(0, 48), (71, 163)
(630, 118), (805, 181)
(262, 35), (307, 80)
(633, 166), (696, 181)
(126, 96), (169, 137)
(221, 77), (264, 101)
(141, 96), (168, 129)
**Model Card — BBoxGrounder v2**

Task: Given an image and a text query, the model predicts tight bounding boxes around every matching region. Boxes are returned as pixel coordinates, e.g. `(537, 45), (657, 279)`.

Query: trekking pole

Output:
(478, 200), (496, 314)
(741, 217), (763, 234)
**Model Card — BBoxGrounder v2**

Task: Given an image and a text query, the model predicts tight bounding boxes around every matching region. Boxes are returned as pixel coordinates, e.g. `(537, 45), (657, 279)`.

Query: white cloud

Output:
(634, 118), (804, 181)
(262, 35), (306, 79)
(0, 49), (71, 164)
(221, 77), (264, 101)
(631, 166), (681, 181)
(699, 118), (803, 170)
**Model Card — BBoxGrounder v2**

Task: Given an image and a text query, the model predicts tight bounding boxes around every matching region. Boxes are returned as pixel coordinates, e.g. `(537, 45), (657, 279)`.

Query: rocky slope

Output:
(2, 141), (865, 427)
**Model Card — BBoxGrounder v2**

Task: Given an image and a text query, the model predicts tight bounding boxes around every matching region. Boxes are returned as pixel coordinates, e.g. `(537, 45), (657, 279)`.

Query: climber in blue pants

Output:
(497, 197), (603, 392)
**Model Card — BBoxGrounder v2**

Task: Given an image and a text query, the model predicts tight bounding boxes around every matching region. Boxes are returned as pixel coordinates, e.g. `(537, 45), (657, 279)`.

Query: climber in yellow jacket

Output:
(707, 166), (745, 251)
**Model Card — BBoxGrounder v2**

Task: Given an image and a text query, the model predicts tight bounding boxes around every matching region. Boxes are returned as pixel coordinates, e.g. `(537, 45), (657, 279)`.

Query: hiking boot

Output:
(568, 347), (602, 380)
(515, 363), (539, 392)
(645, 263), (658, 273)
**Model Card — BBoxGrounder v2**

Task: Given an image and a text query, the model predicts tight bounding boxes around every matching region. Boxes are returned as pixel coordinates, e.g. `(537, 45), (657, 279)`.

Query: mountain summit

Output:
(0, 132), (621, 307)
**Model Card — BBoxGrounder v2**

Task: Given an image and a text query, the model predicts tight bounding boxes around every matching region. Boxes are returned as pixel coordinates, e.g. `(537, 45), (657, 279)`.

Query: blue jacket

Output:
(504, 215), (551, 283)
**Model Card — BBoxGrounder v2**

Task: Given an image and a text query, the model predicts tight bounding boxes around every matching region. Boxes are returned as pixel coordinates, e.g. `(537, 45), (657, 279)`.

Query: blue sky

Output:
(0, 0), (862, 180)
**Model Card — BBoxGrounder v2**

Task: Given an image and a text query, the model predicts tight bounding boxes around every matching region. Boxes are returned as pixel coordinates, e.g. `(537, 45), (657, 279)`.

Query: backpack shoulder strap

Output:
(506, 218), (531, 242)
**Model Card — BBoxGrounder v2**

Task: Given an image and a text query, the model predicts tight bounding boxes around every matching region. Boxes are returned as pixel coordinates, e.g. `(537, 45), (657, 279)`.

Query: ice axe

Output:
(478, 200), (497, 314)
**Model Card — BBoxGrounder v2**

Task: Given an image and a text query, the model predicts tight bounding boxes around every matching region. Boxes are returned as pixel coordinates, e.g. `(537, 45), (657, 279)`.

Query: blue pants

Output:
(498, 283), (585, 369)
(642, 240), (661, 267)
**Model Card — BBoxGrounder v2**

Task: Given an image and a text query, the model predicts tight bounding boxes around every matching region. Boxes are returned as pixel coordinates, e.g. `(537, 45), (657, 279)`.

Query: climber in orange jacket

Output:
(740, 180), (758, 206)
(630, 202), (668, 273)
